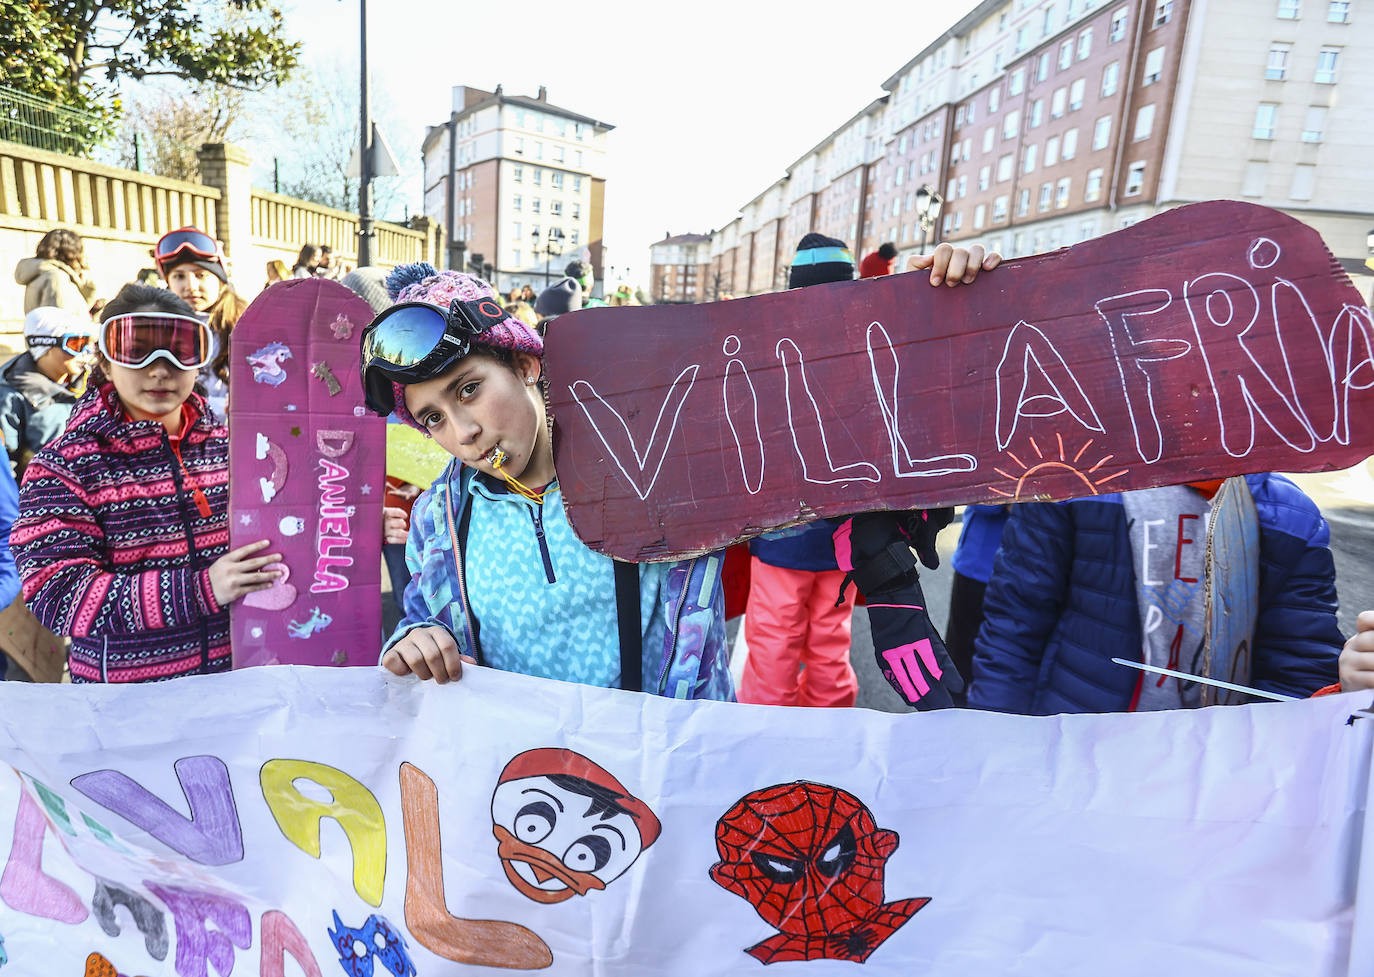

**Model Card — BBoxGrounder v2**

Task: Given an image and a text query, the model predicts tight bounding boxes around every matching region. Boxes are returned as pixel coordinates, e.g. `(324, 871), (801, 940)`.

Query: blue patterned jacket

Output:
(383, 460), (735, 701)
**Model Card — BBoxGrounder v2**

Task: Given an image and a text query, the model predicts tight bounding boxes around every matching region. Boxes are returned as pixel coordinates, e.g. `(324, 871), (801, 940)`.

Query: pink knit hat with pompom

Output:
(379, 265), (544, 429)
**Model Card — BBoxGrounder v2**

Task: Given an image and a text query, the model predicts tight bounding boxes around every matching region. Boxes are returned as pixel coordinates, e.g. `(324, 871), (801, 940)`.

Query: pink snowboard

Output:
(229, 279), (384, 667)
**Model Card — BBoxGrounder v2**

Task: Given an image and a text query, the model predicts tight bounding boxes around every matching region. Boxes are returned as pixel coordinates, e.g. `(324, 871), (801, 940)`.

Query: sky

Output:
(271, 0), (962, 279)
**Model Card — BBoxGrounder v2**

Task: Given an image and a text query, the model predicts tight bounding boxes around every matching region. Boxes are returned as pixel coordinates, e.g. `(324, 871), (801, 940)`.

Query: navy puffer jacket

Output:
(969, 473), (1342, 715)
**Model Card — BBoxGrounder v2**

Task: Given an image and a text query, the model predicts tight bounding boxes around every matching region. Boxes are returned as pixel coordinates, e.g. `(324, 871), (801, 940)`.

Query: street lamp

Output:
(530, 229), (564, 289)
(915, 185), (944, 256)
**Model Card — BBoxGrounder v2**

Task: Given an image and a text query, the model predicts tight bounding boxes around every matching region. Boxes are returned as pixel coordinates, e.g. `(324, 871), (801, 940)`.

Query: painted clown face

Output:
(491, 748), (660, 904)
(710, 781), (929, 964)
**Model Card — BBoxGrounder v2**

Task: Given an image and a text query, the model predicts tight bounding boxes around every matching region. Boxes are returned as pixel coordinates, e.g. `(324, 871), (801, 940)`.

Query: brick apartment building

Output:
(706, 0), (1372, 300)
(649, 233), (713, 303)
(421, 86), (613, 296)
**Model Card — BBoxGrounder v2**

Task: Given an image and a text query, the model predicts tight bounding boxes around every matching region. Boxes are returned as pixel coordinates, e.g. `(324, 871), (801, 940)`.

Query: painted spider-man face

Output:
(710, 782), (929, 964)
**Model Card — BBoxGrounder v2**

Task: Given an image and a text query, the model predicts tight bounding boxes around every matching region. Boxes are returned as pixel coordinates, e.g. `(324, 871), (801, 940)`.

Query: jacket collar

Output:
(66, 382), (221, 450)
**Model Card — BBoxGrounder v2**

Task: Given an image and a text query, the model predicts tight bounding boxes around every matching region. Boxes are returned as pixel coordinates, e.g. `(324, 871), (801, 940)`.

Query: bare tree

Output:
(119, 83), (246, 181)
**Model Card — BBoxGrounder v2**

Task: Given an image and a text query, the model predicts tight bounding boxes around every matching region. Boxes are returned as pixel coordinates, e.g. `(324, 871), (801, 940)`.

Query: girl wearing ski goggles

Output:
(10, 282), (283, 686)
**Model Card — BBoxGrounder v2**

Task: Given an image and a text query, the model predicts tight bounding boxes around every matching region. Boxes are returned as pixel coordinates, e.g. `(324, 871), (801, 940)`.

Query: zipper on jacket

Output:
(657, 557), (699, 693)
(529, 508), (556, 584)
(163, 436), (210, 671)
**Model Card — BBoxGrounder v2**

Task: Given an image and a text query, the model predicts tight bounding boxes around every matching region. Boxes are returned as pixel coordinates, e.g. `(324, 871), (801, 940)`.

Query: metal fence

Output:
(0, 86), (105, 156)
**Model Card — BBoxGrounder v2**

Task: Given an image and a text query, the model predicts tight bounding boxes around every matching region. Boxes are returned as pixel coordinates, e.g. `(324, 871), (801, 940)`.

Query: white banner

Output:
(0, 666), (1369, 976)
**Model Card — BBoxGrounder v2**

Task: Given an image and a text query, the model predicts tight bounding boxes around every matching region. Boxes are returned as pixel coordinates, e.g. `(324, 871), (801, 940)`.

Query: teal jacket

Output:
(384, 460), (735, 701)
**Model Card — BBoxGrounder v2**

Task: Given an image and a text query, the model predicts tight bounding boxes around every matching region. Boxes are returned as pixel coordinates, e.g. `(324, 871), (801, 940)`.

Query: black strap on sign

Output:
(614, 560), (643, 693)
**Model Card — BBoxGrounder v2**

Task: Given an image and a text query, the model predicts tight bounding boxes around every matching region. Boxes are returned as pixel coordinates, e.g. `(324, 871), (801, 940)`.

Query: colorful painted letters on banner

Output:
(543, 202), (1374, 560)
(228, 280), (385, 667)
(0, 666), (1369, 974)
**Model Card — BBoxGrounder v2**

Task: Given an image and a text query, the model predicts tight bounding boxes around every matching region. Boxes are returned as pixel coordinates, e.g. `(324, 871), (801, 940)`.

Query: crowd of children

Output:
(1, 222), (1370, 716)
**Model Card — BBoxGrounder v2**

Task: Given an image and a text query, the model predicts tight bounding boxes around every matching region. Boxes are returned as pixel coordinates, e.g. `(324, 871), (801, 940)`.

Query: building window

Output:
(513, 165), (524, 182)
(1043, 4), (1056, 34)
(1328, 0), (1350, 21)
(1037, 53), (1050, 82)
(979, 164), (991, 190)
(571, 230), (580, 245)
(1059, 39), (1074, 69)
(994, 195), (1009, 221)
(513, 249), (522, 266)
(513, 194), (522, 211)
(1302, 105), (1326, 142)
(534, 141), (544, 159)
(1315, 47), (1340, 83)
(1085, 167), (1104, 201)
(552, 146), (564, 163)
(1017, 188), (1031, 216)
(514, 136), (524, 154)
(550, 200), (562, 216)
(1078, 27), (1093, 59)
(983, 127), (995, 152)
(1069, 78), (1086, 110)
(1016, 24), (1029, 50)
(1290, 163), (1316, 200)
(990, 87), (1001, 113)
(1023, 143), (1039, 173)
(957, 174), (968, 197)
(975, 204), (987, 229)
(1010, 67), (1026, 95)
(1062, 127), (1079, 159)
(1242, 160), (1268, 196)
(1055, 177), (1071, 207)
(1277, 0), (1299, 16)
(1039, 182), (1053, 210)
(533, 168), (543, 186)
(1045, 134), (1060, 165)
(1253, 102), (1278, 139)
(1052, 87), (1067, 117)
(963, 137), (973, 160)
(572, 202), (581, 219)
(997, 153), (1014, 181)
(1266, 45), (1291, 80)
(573, 176), (582, 192)
(1003, 109), (1021, 139)
(1102, 61), (1120, 96)
(1143, 46), (1166, 84)
(943, 214), (953, 234)
(1125, 160), (1146, 194)
(1153, 0), (1172, 25)
(892, 198), (901, 217)
(531, 197), (541, 214)
(1093, 115), (1112, 148)
(575, 150), (583, 167)
(551, 172), (564, 189)
(575, 123), (584, 140)
(1134, 104), (1156, 139)
(1110, 6), (1128, 40)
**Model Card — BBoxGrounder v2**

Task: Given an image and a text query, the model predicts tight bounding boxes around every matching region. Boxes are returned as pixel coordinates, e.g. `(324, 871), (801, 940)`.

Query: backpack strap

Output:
(442, 485), (482, 664)
(614, 560), (642, 692)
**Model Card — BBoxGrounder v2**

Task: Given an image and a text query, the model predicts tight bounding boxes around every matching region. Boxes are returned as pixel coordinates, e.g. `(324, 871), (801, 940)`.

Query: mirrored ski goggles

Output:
(98, 314), (213, 371)
(29, 333), (94, 355)
(360, 299), (508, 416)
(155, 227), (222, 270)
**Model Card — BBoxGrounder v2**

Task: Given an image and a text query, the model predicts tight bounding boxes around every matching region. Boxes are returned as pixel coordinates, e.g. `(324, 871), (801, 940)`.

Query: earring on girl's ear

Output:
(525, 376), (535, 384)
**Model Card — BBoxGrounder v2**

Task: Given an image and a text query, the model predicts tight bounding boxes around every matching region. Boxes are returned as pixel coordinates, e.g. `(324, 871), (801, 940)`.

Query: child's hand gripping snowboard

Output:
(833, 510), (963, 711)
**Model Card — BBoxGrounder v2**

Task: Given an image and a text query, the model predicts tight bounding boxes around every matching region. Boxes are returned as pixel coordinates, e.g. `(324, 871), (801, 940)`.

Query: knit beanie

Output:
(340, 267), (391, 314)
(788, 233), (854, 289)
(375, 263), (544, 429)
(535, 277), (583, 317)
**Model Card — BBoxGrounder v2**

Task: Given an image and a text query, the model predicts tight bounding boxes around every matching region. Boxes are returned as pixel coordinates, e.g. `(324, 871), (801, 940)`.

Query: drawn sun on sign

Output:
(990, 434), (1129, 500)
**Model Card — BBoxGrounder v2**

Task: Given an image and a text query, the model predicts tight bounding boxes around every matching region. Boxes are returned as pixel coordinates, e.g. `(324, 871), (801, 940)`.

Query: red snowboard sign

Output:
(546, 202), (1374, 562)
(229, 279), (385, 667)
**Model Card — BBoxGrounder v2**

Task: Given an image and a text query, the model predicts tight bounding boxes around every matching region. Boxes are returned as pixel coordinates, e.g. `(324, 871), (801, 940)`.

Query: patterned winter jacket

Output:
(385, 460), (735, 701)
(11, 384), (230, 683)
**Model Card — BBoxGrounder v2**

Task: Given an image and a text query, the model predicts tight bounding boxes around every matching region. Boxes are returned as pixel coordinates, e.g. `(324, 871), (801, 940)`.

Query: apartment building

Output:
(708, 0), (1372, 299)
(421, 85), (613, 295)
(649, 233), (713, 303)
